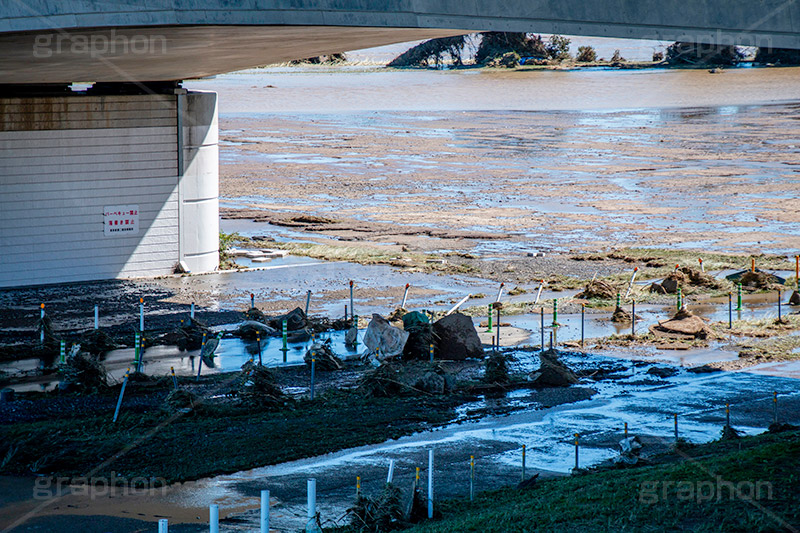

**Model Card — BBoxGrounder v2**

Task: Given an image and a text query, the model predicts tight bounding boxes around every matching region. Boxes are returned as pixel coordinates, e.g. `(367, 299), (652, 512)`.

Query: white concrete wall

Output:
(0, 92), (219, 287)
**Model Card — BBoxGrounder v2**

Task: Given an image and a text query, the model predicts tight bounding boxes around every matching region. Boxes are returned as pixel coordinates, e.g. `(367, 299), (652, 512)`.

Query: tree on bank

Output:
(387, 35), (467, 68)
(666, 42), (744, 66)
(754, 47), (800, 65)
(575, 45), (597, 63)
(474, 32), (548, 64)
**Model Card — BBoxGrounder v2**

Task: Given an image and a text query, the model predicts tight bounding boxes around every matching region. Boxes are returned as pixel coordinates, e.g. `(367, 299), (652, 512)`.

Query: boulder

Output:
(660, 276), (680, 294)
(789, 290), (800, 306)
(433, 312), (483, 360)
(528, 350), (579, 387)
(648, 283), (667, 295)
(305, 339), (343, 370)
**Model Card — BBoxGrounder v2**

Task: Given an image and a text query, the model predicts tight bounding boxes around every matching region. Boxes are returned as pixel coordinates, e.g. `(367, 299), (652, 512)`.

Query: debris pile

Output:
(402, 311), (436, 360)
(612, 436), (643, 465)
(528, 350), (579, 387)
(61, 349), (108, 393)
(304, 339), (343, 370)
(163, 389), (199, 412)
(739, 270), (776, 290)
(484, 350), (511, 384)
(358, 363), (452, 398)
(652, 266), (722, 294)
(234, 320), (276, 340)
(576, 279), (618, 300)
(649, 308), (714, 340)
(611, 306), (636, 324)
(269, 307), (308, 331)
(239, 362), (284, 408)
(348, 483), (405, 532)
(78, 329), (119, 356)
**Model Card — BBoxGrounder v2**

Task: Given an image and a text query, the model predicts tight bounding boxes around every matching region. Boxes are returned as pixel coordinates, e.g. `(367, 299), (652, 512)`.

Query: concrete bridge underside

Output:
(2, 0), (800, 83)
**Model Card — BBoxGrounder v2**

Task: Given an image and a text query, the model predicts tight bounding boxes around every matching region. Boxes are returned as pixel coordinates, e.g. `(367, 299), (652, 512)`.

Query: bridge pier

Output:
(0, 87), (219, 287)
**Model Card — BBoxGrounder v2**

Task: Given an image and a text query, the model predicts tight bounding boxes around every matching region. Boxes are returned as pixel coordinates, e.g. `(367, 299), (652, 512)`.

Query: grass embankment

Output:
(397, 430), (800, 532)
(0, 385), (464, 484)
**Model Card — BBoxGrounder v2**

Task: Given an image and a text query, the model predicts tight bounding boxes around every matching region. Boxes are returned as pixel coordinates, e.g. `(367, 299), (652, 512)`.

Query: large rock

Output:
(414, 372), (446, 394)
(269, 307), (307, 331)
(433, 312), (483, 360)
(528, 350), (579, 387)
(790, 291), (800, 306)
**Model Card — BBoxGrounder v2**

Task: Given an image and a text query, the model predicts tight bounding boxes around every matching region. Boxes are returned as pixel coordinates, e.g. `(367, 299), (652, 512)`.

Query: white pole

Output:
(401, 283), (410, 309)
(94, 305), (99, 329)
(305, 290), (312, 316)
(139, 298), (144, 332)
(190, 302), (195, 320)
(534, 280), (545, 305)
(210, 504), (219, 533)
(446, 294), (471, 316)
(387, 459), (395, 484)
(261, 490), (270, 533)
(158, 519), (168, 533)
(427, 450), (434, 519)
(624, 268), (639, 298)
(307, 479), (317, 533)
(40, 304), (45, 344)
(495, 282), (505, 303)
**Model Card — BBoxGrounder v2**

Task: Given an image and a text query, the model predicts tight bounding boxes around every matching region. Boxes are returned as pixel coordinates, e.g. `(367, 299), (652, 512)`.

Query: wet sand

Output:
(216, 101), (800, 256)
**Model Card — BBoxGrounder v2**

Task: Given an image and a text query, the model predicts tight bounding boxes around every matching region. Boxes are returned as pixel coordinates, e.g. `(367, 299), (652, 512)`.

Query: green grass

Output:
(400, 431), (800, 533)
(0, 390), (463, 484)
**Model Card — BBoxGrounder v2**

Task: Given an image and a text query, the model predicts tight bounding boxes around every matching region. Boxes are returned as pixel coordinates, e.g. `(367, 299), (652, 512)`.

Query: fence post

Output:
(428, 450), (434, 519)
(674, 413), (679, 443)
(773, 392), (778, 425)
(469, 455), (475, 501)
(574, 433), (579, 470)
(210, 504), (219, 533)
(307, 479), (317, 533)
(521, 444), (526, 481)
(261, 490), (270, 533)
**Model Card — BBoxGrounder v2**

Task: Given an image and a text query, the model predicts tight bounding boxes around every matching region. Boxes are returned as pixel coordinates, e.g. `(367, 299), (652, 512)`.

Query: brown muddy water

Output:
(189, 66), (800, 256)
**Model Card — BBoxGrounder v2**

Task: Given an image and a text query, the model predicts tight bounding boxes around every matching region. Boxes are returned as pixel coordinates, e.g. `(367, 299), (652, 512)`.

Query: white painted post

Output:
(534, 280), (545, 305)
(401, 283), (410, 309)
(446, 294), (471, 316)
(261, 490), (270, 533)
(190, 302), (195, 320)
(495, 282), (505, 303)
(307, 479), (317, 533)
(139, 297), (144, 332)
(427, 449), (434, 519)
(387, 459), (395, 484)
(210, 504), (219, 533)
(94, 305), (99, 329)
(158, 518), (168, 532)
(624, 267), (639, 298)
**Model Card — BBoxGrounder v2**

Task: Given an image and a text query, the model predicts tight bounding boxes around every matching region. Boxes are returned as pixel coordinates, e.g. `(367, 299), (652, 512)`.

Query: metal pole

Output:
(552, 298), (558, 327)
(387, 459), (395, 484)
(574, 433), (579, 470)
(580, 303), (585, 348)
(469, 455), (475, 501)
(261, 490), (270, 533)
(59, 341), (66, 364)
(737, 282), (742, 311)
(773, 392), (778, 425)
(40, 303), (45, 344)
(350, 280), (354, 325)
(624, 422), (628, 438)
(356, 476), (361, 497)
(307, 479), (317, 533)
(158, 519), (168, 533)
(113, 369), (130, 422)
(190, 302), (195, 320)
(139, 297), (144, 332)
(282, 319), (288, 363)
(674, 413), (679, 442)
(631, 300), (636, 337)
(549, 331), (553, 351)
(427, 449), (434, 519)
(534, 279), (544, 305)
(310, 352), (316, 400)
(726, 402), (730, 427)
(728, 292), (732, 328)
(210, 504), (219, 533)
(540, 307), (545, 353)
(257, 336), (262, 366)
(401, 283), (410, 309)
(625, 267), (638, 298)
(250, 293), (255, 309)
(171, 367), (178, 390)
(486, 303), (492, 332)
(495, 307), (501, 349)
(677, 288), (682, 311)
(94, 305), (99, 329)
(429, 343), (434, 363)
(521, 444), (526, 481)
(305, 290), (312, 316)
(778, 289), (782, 320)
(196, 332), (205, 381)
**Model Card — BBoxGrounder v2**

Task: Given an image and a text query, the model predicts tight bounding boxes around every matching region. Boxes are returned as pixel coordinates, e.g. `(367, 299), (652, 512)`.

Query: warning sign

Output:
(104, 205), (139, 236)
